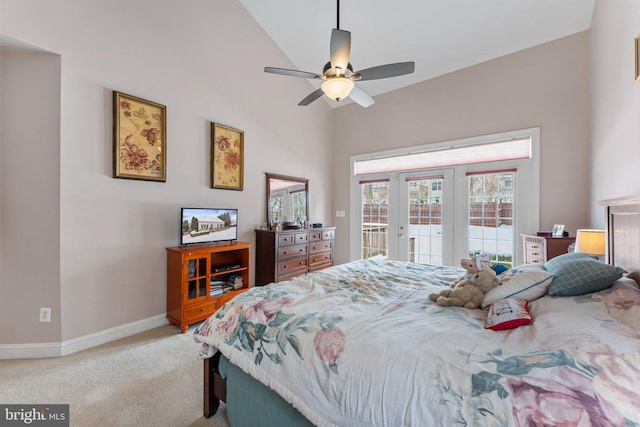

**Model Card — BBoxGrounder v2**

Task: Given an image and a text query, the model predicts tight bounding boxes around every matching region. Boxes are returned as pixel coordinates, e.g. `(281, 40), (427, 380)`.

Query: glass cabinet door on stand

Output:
(186, 255), (208, 302)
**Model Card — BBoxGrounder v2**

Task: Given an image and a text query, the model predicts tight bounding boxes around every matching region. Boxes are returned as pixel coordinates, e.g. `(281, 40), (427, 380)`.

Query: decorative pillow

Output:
(481, 265), (554, 309)
(491, 264), (509, 275)
(545, 253), (626, 296)
(485, 298), (533, 331)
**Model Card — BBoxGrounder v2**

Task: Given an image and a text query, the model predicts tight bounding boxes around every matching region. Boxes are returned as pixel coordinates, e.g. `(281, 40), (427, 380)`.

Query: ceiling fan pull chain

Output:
(337, 0), (340, 29)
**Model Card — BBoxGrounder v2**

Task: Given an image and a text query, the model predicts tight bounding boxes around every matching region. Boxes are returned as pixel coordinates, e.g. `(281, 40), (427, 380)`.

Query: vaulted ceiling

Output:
(240, 0), (595, 107)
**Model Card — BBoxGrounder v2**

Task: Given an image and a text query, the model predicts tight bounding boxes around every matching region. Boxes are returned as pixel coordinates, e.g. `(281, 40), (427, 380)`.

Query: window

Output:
(354, 137), (531, 175)
(361, 180), (389, 259)
(350, 128), (540, 265)
(467, 171), (515, 268)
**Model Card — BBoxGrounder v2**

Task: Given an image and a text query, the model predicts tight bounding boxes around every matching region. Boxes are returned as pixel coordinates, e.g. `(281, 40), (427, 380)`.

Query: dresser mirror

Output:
(266, 173), (309, 228)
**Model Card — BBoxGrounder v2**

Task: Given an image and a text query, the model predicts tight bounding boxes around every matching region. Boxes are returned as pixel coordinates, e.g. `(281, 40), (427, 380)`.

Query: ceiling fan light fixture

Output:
(321, 77), (354, 101)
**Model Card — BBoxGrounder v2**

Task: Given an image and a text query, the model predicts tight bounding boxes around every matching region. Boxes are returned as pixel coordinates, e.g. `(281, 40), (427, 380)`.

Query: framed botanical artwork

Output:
(211, 123), (244, 190)
(113, 91), (166, 181)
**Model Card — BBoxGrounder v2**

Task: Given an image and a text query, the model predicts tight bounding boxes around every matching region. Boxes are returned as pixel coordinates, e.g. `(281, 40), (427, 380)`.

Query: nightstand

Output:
(521, 234), (576, 264)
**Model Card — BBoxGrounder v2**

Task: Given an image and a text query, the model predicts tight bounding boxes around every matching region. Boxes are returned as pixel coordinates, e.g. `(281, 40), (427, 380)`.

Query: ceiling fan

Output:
(264, 0), (415, 108)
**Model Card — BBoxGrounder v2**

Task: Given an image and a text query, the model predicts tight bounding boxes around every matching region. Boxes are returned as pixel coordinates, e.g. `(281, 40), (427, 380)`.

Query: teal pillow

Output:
(544, 253), (626, 296)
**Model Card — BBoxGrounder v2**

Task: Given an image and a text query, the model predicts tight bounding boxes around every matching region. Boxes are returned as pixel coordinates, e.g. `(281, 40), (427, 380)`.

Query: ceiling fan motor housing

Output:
(323, 61), (354, 79)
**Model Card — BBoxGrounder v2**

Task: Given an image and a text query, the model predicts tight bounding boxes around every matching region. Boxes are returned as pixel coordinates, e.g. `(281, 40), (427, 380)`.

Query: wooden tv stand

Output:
(166, 241), (251, 333)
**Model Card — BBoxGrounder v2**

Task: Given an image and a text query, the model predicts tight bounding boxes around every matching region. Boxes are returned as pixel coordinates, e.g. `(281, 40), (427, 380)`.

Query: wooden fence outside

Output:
(362, 202), (513, 227)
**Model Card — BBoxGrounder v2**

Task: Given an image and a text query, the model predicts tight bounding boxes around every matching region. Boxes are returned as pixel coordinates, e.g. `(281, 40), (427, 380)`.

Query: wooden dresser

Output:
(521, 234), (576, 264)
(255, 227), (335, 285)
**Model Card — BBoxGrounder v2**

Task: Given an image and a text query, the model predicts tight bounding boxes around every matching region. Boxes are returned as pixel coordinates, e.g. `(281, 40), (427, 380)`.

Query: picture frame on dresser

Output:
(552, 224), (565, 237)
(211, 123), (244, 191)
(113, 91), (167, 182)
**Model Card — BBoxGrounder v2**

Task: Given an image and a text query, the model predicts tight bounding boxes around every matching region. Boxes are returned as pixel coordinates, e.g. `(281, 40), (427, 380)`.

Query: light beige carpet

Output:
(0, 325), (230, 427)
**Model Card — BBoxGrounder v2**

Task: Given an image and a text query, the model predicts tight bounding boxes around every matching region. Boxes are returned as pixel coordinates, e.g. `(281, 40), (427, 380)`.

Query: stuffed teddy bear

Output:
(450, 254), (490, 288)
(429, 266), (501, 309)
(460, 255), (485, 274)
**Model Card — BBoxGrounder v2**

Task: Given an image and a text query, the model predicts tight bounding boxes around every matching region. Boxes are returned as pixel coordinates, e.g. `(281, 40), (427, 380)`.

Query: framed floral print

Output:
(211, 123), (244, 190)
(113, 91), (166, 181)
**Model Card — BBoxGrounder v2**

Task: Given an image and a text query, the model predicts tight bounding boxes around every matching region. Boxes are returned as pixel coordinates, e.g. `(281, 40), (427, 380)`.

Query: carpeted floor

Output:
(0, 325), (230, 427)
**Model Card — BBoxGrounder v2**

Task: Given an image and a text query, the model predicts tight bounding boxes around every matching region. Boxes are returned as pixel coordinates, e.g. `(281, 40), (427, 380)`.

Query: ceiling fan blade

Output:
(348, 85), (374, 108)
(330, 29), (351, 73)
(264, 67), (321, 80)
(353, 62), (415, 81)
(298, 88), (325, 106)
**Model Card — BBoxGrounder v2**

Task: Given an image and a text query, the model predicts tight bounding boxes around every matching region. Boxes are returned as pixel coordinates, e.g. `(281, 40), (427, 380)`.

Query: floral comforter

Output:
(193, 258), (640, 427)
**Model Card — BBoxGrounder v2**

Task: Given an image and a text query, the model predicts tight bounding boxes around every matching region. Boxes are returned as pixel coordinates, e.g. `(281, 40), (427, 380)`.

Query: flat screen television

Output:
(180, 208), (238, 245)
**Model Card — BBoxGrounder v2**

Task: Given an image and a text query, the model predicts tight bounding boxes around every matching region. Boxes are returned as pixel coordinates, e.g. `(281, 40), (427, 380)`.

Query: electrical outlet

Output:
(40, 307), (51, 323)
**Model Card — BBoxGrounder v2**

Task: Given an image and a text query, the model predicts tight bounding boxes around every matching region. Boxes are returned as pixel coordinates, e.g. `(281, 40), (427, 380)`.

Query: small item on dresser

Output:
(312, 223), (323, 228)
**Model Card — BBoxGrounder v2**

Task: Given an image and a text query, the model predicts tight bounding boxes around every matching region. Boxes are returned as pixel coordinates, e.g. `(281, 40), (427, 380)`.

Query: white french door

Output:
(351, 128), (540, 265)
(397, 170), (454, 265)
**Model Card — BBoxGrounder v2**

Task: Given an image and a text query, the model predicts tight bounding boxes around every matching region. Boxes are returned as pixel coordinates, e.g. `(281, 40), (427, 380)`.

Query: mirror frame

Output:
(266, 173), (309, 229)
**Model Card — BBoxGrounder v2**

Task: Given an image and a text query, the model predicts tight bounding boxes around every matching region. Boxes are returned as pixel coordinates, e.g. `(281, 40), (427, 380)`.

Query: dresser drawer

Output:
(278, 244), (308, 259)
(309, 262), (332, 273)
(277, 233), (296, 246)
(278, 269), (306, 282)
(309, 252), (332, 266)
(309, 231), (323, 241)
(322, 230), (334, 240)
(295, 233), (309, 244)
(278, 257), (308, 274)
(309, 241), (332, 254)
(184, 300), (218, 322)
(525, 243), (545, 262)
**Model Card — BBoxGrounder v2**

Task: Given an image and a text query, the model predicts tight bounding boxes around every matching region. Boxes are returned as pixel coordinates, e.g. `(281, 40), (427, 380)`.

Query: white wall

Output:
(590, 0), (640, 225)
(1, 49), (62, 343)
(1, 0), (333, 347)
(332, 32), (591, 264)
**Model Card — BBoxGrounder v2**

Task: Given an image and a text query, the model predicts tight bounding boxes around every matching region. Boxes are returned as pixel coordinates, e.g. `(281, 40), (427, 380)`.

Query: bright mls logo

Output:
(0, 405), (68, 426)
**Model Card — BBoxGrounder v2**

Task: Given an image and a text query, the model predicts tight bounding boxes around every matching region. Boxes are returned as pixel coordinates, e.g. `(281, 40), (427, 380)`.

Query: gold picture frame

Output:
(636, 33), (640, 81)
(113, 91), (166, 181)
(211, 123), (244, 190)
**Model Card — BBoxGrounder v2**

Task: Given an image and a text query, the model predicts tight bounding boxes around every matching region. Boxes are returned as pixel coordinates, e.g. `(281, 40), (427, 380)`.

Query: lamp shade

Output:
(321, 77), (354, 101)
(575, 229), (605, 255)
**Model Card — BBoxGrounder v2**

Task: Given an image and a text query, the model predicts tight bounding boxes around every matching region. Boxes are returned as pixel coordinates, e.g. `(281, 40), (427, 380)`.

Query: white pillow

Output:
(481, 266), (554, 309)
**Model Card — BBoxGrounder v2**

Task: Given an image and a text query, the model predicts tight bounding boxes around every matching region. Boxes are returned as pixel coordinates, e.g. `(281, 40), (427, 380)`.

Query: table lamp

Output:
(574, 229), (605, 260)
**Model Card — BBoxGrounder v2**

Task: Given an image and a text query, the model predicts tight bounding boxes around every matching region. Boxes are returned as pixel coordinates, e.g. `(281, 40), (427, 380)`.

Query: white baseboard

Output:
(0, 342), (62, 360)
(0, 314), (169, 360)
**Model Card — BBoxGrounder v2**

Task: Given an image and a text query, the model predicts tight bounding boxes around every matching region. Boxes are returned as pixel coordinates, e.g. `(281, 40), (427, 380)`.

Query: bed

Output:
(193, 196), (640, 426)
